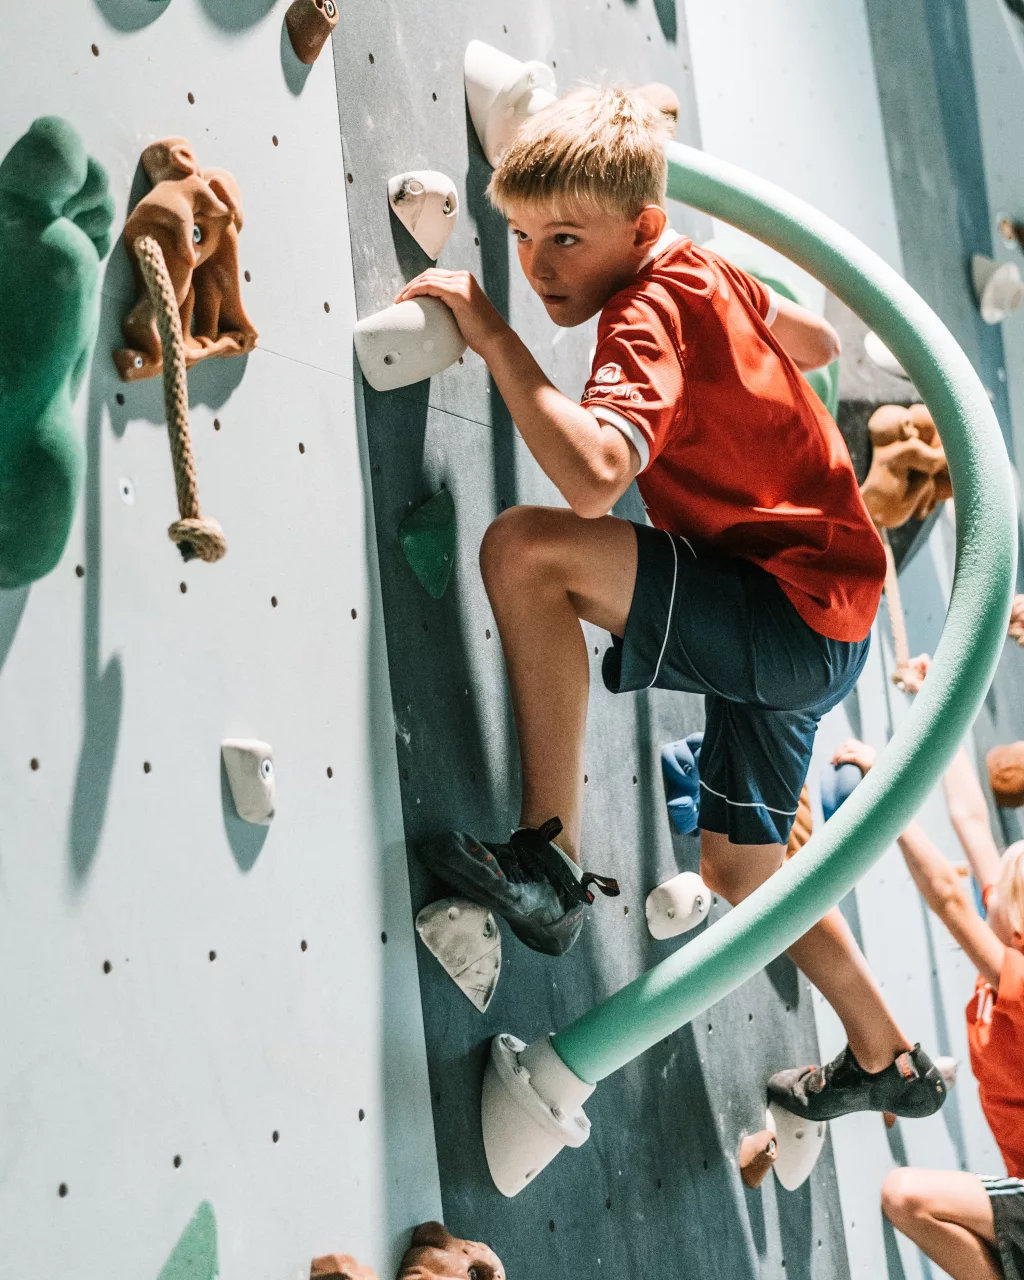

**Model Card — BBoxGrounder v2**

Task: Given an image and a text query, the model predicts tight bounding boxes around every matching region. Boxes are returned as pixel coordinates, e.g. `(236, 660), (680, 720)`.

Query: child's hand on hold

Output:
(832, 738), (877, 775)
(893, 652), (930, 694)
(395, 269), (511, 357)
(1009, 593), (1024, 646)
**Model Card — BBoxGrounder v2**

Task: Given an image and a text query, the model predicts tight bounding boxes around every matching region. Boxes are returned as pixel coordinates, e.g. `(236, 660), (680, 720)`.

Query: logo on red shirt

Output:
(593, 362), (623, 384)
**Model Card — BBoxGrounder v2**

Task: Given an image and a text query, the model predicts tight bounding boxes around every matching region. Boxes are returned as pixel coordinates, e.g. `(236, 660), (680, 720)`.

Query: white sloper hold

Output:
(415, 897), (501, 1012)
(353, 296), (467, 392)
(645, 871), (711, 940)
(221, 739), (275, 825)
(464, 39), (557, 168)
(767, 1103), (827, 1192)
(388, 171), (459, 261)
(972, 254), (1024, 324)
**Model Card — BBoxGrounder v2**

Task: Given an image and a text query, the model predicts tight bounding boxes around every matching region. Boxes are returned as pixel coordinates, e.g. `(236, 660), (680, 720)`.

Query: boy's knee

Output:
(479, 506), (559, 591)
(881, 1169), (924, 1226)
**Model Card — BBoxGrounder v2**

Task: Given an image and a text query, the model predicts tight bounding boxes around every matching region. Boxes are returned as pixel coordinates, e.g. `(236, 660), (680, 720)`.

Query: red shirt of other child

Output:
(581, 231), (886, 643)
(966, 946), (1024, 1177)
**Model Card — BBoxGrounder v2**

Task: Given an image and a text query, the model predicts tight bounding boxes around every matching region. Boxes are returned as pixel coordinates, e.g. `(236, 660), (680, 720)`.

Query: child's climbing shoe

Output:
(417, 818), (619, 957)
(767, 1044), (946, 1121)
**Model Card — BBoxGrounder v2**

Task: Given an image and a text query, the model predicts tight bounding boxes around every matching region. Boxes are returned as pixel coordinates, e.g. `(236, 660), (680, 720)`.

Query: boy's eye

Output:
(512, 229), (530, 242)
(554, 233), (578, 247)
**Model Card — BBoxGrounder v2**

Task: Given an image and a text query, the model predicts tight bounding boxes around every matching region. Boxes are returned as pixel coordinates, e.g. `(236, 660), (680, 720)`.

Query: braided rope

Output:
(133, 235), (227, 564)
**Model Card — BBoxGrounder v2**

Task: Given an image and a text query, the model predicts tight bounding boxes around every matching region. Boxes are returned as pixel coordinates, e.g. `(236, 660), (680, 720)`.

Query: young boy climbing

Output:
(831, 737), (1024, 1280)
(398, 86), (946, 1120)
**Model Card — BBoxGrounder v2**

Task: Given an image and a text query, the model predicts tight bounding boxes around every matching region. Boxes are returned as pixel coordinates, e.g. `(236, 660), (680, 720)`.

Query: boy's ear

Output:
(634, 204), (668, 254)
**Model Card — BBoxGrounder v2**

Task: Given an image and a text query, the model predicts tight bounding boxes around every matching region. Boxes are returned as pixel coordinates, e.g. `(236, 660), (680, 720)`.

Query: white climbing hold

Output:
(415, 897), (501, 1012)
(767, 1102), (827, 1191)
(221, 738), (276, 825)
(863, 330), (909, 380)
(645, 871), (711, 940)
(972, 254), (1024, 324)
(464, 40), (557, 168)
(936, 1056), (959, 1088)
(354, 296), (467, 392)
(481, 1032), (593, 1197)
(388, 171), (459, 261)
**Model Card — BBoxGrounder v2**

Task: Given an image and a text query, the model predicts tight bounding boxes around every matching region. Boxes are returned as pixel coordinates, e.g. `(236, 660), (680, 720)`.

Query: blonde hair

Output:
(998, 840), (1024, 934)
(488, 86), (670, 222)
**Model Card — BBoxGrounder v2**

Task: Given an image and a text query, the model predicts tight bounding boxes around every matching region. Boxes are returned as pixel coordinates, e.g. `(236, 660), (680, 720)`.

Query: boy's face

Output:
(505, 200), (667, 327)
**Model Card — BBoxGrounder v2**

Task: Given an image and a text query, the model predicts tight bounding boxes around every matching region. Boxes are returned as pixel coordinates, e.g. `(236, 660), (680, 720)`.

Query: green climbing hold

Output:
(158, 1201), (219, 1280)
(399, 487), (456, 599)
(0, 117), (114, 589)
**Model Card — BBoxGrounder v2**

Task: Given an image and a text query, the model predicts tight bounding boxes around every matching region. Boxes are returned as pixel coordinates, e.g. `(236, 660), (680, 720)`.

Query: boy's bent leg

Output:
(479, 505), (638, 860)
(415, 507), (635, 957)
(700, 831), (910, 1073)
(882, 1169), (1001, 1280)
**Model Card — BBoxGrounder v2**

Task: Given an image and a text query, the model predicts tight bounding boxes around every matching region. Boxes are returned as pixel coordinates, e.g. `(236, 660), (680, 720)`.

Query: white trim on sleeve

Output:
(764, 287), (780, 328)
(588, 405), (651, 472)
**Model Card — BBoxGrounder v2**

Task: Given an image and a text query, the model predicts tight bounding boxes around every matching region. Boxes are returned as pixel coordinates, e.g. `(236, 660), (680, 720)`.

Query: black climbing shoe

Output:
(767, 1044), (947, 1122)
(417, 818), (620, 957)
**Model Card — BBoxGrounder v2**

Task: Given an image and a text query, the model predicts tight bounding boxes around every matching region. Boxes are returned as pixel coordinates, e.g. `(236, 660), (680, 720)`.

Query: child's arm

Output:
(769, 296), (842, 373)
(395, 269), (640, 518)
(897, 821), (1005, 989)
(943, 746), (1004, 891)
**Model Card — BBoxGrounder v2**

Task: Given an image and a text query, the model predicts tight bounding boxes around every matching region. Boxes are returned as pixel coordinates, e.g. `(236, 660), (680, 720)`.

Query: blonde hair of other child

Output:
(999, 839), (1024, 936)
(487, 85), (671, 222)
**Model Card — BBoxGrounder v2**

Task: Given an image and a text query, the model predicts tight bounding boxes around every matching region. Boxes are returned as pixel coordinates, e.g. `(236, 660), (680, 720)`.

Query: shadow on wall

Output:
(219, 756), (269, 872)
(68, 280), (124, 888)
(0, 586), (28, 676)
(280, 16), (314, 97)
(157, 1201), (219, 1280)
(91, 0), (170, 33)
(196, 0), (278, 32)
(619, 0), (678, 42)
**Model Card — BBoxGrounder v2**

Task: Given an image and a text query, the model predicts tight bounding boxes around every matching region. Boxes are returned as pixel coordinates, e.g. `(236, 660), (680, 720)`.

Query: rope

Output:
(133, 235), (227, 564)
(880, 528), (910, 673)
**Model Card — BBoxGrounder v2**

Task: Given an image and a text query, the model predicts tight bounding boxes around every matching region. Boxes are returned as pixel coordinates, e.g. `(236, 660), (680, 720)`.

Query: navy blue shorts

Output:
(603, 522), (870, 845)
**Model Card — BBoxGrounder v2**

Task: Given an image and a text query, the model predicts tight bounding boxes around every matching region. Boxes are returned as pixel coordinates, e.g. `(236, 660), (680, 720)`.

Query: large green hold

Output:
(158, 1201), (219, 1280)
(399, 486), (457, 599)
(0, 117), (114, 588)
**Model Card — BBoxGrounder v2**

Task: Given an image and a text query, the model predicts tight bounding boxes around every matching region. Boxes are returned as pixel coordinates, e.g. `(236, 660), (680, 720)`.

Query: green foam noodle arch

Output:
(550, 140), (1018, 1085)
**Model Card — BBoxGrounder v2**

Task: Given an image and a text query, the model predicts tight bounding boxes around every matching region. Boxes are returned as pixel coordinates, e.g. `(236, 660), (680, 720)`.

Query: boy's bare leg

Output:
(479, 505), (637, 862)
(882, 1169), (1001, 1280)
(700, 832), (911, 1072)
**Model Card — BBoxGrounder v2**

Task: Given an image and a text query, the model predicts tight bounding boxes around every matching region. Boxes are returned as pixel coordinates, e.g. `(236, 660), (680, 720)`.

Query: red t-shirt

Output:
(966, 947), (1024, 1177)
(581, 231), (885, 642)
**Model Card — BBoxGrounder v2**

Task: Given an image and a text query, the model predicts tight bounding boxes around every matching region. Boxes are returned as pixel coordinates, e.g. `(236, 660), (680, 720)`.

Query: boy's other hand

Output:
(832, 738), (877, 775)
(395, 269), (511, 356)
(893, 652), (930, 694)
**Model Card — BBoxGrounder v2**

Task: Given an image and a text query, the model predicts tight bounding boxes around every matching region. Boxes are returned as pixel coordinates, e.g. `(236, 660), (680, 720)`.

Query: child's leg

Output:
(700, 831), (910, 1072)
(881, 1168), (1001, 1280)
(479, 505), (638, 861)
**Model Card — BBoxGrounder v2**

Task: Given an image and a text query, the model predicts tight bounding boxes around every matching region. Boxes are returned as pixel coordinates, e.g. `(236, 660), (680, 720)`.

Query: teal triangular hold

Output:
(158, 1201), (219, 1280)
(399, 487), (456, 599)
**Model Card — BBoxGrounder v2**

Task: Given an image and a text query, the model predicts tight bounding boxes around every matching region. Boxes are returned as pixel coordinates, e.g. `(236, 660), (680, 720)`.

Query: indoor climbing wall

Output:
(0, 4), (441, 1278)
(333, 4), (850, 1279)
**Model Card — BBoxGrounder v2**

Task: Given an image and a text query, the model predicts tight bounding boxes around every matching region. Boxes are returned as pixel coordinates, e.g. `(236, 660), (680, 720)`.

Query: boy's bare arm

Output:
(395, 269), (640, 517)
(770, 296), (842, 373)
(943, 746), (1004, 890)
(898, 821), (1005, 988)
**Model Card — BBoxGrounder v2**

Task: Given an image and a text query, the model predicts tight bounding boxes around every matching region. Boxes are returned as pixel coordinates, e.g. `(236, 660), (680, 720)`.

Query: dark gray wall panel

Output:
(334, 4), (848, 1277)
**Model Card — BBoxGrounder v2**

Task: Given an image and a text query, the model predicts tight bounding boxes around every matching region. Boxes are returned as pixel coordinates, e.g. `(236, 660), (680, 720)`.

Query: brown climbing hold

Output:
(635, 83), (680, 136)
(739, 1129), (778, 1189)
(1009, 594), (1024, 647)
(286, 0), (339, 65)
(988, 742), (1024, 808)
(883, 1111), (897, 1129)
(860, 404), (952, 531)
(310, 1256), (378, 1280)
(397, 1222), (505, 1280)
(114, 137), (257, 383)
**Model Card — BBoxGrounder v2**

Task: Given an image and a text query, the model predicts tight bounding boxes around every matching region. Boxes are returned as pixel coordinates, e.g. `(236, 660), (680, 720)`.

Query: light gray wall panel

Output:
(0, 4), (440, 1277)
